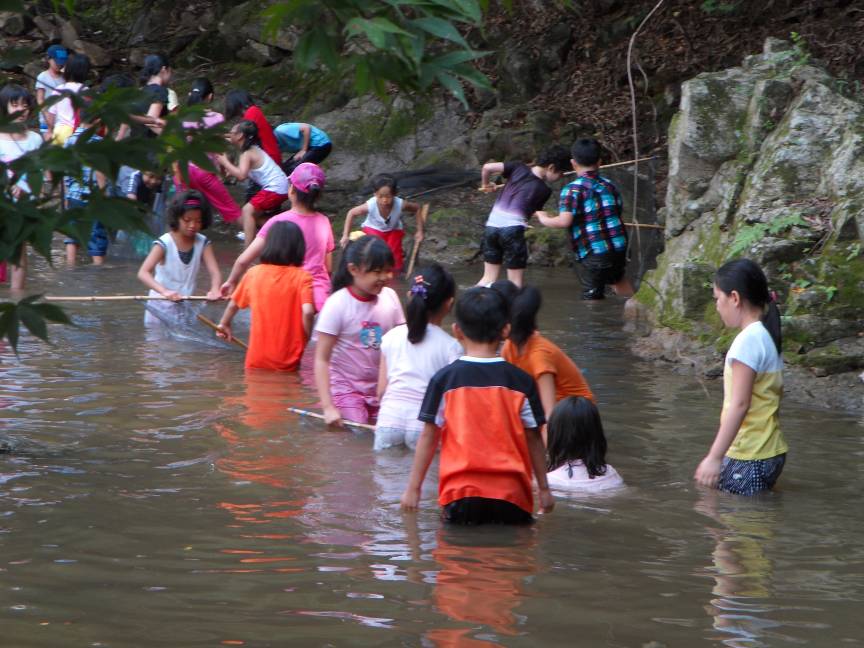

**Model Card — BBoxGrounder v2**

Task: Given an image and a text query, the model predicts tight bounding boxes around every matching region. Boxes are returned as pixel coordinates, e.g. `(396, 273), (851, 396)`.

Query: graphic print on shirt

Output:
(360, 321), (383, 349)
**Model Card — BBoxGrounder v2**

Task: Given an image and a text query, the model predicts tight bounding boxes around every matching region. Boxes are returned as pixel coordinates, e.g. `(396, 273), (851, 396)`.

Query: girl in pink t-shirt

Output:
(314, 235), (405, 427)
(221, 163), (333, 310)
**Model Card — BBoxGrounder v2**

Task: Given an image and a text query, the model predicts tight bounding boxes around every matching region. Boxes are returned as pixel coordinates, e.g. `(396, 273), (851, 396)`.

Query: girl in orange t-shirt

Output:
(497, 283), (595, 429)
(217, 221), (314, 370)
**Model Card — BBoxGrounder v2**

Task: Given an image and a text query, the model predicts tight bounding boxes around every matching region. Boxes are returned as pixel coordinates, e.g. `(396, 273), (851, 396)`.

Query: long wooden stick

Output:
(196, 313), (249, 350)
(625, 222), (664, 229)
(43, 295), (212, 302)
(405, 203), (430, 278)
(287, 407), (375, 431)
(482, 156), (660, 191)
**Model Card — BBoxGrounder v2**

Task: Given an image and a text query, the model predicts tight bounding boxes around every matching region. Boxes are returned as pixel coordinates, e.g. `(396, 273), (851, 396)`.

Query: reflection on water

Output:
(1, 248), (863, 646)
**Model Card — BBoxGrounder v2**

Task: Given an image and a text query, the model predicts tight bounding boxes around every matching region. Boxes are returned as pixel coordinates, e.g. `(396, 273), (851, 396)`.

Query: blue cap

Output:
(46, 45), (68, 64)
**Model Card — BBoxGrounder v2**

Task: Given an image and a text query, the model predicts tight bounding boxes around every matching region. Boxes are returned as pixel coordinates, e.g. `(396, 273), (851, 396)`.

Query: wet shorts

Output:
(442, 497), (533, 526)
(333, 392), (379, 426)
(250, 189), (288, 212)
(482, 225), (528, 269)
(718, 454), (786, 496)
(373, 425), (422, 451)
(576, 250), (627, 300)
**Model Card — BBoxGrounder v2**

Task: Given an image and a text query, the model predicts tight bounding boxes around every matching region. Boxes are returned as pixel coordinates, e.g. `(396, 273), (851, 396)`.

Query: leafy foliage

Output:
(262, 0), (493, 106)
(727, 212), (807, 259)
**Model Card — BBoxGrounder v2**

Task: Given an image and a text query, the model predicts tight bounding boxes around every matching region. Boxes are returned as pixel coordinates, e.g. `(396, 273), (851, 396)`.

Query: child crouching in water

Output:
(375, 263), (462, 450)
(217, 221), (314, 371)
(315, 236), (405, 427)
(695, 259), (786, 496)
(341, 174), (423, 274)
(546, 396), (624, 492)
(137, 190), (222, 309)
(401, 287), (553, 524)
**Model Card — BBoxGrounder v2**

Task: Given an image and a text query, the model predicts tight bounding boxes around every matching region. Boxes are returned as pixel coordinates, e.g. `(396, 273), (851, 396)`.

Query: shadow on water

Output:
(0, 248), (862, 646)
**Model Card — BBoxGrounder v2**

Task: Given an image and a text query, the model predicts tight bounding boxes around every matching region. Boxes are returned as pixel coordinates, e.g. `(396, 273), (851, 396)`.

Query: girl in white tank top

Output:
(138, 191), (223, 321)
(216, 120), (289, 247)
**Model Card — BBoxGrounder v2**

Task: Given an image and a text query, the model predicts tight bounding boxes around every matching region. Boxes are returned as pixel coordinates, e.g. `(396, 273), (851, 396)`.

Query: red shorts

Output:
(362, 226), (405, 272)
(250, 190), (287, 212)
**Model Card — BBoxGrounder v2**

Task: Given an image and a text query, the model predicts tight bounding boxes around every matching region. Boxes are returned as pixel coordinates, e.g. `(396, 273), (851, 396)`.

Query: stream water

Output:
(1, 242), (862, 647)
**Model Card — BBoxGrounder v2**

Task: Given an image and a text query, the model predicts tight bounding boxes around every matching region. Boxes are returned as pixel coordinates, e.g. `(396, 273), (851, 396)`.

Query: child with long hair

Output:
(695, 259), (786, 496)
(0, 84), (43, 289)
(46, 52), (90, 145)
(341, 174), (423, 274)
(221, 163), (332, 311)
(497, 283), (594, 427)
(216, 120), (289, 245)
(315, 236), (405, 427)
(546, 396), (624, 492)
(223, 89), (280, 164)
(217, 221), (314, 371)
(137, 190), (222, 304)
(375, 263), (462, 450)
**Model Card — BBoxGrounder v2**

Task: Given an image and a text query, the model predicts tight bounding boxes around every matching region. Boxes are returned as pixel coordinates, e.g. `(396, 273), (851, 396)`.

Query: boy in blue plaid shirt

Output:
(538, 138), (633, 300)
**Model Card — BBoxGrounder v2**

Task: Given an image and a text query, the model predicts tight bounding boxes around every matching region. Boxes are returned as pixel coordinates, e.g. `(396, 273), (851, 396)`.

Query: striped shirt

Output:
(559, 171), (627, 259)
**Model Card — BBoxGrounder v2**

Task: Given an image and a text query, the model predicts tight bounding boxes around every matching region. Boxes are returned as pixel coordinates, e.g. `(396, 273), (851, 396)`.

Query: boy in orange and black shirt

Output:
(401, 287), (554, 524)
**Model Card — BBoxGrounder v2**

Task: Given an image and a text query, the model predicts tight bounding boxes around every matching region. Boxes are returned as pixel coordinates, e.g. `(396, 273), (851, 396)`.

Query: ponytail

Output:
(406, 263), (456, 344)
(763, 300), (782, 355)
(234, 120), (260, 152)
(715, 258), (781, 354)
(509, 285), (541, 347)
(332, 235), (394, 293)
(292, 186), (321, 209)
(187, 78), (214, 106)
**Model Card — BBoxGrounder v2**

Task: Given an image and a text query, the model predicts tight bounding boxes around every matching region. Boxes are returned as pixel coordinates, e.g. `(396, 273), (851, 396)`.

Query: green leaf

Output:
(436, 71), (467, 106)
(0, 307), (19, 353)
(31, 303), (73, 325)
(18, 303), (48, 342)
(410, 17), (469, 48)
(0, 0), (25, 12)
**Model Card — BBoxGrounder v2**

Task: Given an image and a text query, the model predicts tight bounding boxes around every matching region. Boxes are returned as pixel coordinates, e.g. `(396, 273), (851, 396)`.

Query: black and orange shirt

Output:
(418, 357), (545, 513)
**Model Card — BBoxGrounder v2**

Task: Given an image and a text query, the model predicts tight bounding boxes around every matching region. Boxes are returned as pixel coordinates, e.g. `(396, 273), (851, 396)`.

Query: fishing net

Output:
(111, 183), (171, 260)
(143, 300), (250, 349)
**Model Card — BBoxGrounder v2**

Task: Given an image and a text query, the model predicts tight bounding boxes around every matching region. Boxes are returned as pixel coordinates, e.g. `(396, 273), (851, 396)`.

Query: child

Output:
(476, 145), (571, 288)
(217, 221), (314, 371)
(62, 105), (110, 266)
(400, 286), (554, 524)
(375, 263), (463, 450)
(314, 236), (405, 426)
(224, 89), (281, 165)
(175, 78), (241, 224)
(137, 190), (222, 303)
(138, 53), (171, 136)
(546, 396), (624, 492)
(46, 52), (90, 145)
(35, 44), (67, 140)
(274, 121), (332, 175)
(0, 84), (43, 290)
(695, 259), (786, 496)
(498, 283), (594, 425)
(216, 120), (289, 246)
(341, 174), (423, 274)
(221, 163), (332, 311)
(537, 138), (633, 300)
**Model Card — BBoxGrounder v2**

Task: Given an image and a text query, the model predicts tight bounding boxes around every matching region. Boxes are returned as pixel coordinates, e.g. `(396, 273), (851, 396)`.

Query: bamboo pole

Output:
(287, 407), (375, 432)
(196, 313), (249, 350)
(43, 295), (213, 302)
(405, 203), (430, 278)
(625, 222), (664, 230)
(482, 155), (659, 191)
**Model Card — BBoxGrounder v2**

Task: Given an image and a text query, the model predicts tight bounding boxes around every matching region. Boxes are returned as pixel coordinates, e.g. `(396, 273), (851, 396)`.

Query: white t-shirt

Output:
(247, 147), (288, 194)
(48, 81), (85, 128)
(314, 286), (405, 400)
(362, 196), (404, 232)
(0, 131), (43, 193)
(377, 324), (463, 431)
(36, 70), (64, 127)
(547, 460), (625, 492)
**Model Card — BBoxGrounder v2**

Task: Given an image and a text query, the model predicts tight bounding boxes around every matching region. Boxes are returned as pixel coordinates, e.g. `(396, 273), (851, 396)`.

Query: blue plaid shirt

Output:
(64, 127), (102, 202)
(559, 171), (627, 259)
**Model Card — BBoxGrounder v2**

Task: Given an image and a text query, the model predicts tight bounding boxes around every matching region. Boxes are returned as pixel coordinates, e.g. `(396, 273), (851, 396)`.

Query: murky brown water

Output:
(1, 240), (862, 647)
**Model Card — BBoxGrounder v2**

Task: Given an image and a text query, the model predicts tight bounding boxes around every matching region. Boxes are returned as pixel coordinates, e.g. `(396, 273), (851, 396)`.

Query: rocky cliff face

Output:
(632, 38), (864, 408)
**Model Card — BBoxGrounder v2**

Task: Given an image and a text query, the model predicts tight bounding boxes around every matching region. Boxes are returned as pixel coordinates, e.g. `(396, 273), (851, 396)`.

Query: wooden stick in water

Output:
(481, 155), (660, 191)
(287, 407), (375, 431)
(405, 203), (430, 278)
(196, 313), (249, 350)
(43, 295), (213, 302)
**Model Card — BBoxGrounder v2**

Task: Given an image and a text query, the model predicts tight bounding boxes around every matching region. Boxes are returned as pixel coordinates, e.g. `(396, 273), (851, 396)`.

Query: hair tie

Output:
(183, 198), (202, 208)
(410, 275), (429, 300)
(769, 290), (778, 303)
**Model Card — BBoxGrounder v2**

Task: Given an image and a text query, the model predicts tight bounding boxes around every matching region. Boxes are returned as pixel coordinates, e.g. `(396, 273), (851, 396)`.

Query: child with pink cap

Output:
(221, 163), (334, 311)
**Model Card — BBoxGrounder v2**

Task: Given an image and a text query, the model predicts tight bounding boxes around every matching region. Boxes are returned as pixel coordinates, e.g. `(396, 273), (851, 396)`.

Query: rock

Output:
(59, 18), (80, 49)
(497, 49), (541, 104)
(0, 11), (30, 36)
(802, 338), (864, 376)
(33, 15), (60, 41)
(749, 236), (810, 265)
(237, 40), (278, 66)
(128, 47), (147, 67)
(73, 39), (112, 67)
(23, 61), (43, 81)
(784, 315), (863, 350)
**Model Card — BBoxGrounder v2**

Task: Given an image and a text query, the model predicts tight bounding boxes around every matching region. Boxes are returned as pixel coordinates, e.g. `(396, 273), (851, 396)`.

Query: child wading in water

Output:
(695, 259), (787, 496)
(341, 175), (423, 275)
(401, 287), (553, 525)
(217, 221), (314, 371)
(315, 236), (405, 426)
(221, 163), (333, 312)
(137, 190), (222, 310)
(476, 146), (570, 288)
(216, 120), (289, 246)
(546, 396), (624, 492)
(376, 263), (463, 450)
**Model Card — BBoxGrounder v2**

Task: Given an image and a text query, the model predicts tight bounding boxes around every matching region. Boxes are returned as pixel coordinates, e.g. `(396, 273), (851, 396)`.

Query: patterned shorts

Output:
(718, 454), (786, 496)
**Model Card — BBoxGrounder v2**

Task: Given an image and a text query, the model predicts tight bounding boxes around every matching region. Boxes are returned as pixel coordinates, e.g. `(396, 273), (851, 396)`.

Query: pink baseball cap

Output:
(289, 163), (326, 193)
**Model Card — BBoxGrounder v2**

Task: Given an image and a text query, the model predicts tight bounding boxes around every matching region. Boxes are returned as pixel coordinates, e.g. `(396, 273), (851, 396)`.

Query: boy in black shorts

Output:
(477, 146), (570, 288)
(538, 138), (633, 299)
